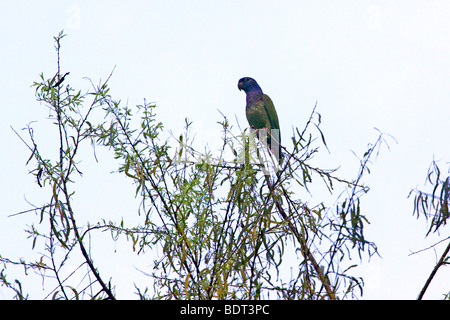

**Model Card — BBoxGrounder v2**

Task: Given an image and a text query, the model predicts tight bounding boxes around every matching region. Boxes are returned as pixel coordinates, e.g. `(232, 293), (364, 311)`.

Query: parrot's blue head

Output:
(238, 77), (262, 93)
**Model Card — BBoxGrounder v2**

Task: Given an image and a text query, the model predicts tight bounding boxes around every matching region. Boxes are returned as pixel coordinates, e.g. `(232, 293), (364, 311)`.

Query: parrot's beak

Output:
(238, 81), (243, 91)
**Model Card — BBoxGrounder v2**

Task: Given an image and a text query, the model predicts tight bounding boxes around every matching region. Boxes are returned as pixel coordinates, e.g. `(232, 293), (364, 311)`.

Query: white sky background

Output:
(1, 1), (450, 299)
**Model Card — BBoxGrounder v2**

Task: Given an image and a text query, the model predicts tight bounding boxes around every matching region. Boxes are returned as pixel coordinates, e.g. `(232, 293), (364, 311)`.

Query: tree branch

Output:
(417, 239), (450, 300)
(264, 174), (336, 299)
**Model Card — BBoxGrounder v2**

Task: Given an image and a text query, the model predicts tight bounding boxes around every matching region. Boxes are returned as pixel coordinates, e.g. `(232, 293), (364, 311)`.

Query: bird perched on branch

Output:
(238, 77), (282, 165)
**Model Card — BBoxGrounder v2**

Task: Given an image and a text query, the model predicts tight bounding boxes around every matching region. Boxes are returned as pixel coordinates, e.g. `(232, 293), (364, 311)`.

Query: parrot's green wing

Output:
(262, 94), (280, 132)
(262, 94), (282, 164)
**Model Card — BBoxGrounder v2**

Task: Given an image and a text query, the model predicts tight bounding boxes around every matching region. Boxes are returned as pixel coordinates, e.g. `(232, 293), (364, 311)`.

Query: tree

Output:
(409, 159), (450, 299)
(1, 31), (388, 300)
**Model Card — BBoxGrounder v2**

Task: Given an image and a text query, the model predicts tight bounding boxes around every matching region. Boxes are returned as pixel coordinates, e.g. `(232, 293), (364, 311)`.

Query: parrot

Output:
(238, 77), (282, 165)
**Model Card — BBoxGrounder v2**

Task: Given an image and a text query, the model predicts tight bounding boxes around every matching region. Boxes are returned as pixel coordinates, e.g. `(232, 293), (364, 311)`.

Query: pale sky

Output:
(1, 1), (450, 299)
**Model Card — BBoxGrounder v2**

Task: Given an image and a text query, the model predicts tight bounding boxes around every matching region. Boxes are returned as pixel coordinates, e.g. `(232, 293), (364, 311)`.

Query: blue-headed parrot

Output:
(238, 77), (282, 164)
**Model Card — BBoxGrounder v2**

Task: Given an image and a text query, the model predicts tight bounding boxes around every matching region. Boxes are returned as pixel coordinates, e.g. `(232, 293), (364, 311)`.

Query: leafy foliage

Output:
(1, 32), (388, 300)
(410, 160), (450, 236)
(409, 159), (450, 299)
